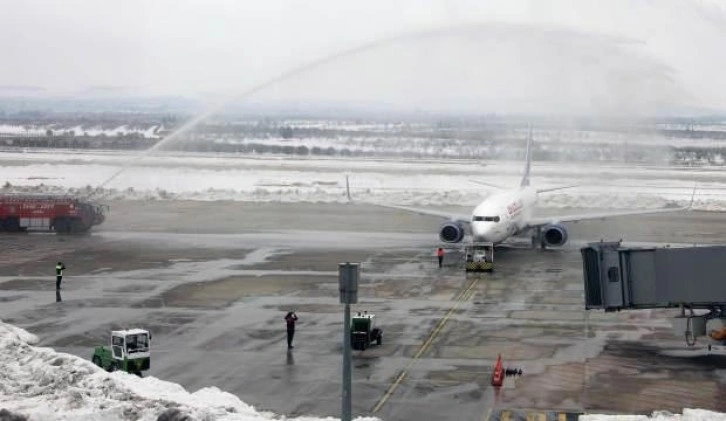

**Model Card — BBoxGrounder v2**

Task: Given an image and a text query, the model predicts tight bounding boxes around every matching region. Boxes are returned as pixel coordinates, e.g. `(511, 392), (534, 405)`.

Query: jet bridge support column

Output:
(581, 241), (726, 347)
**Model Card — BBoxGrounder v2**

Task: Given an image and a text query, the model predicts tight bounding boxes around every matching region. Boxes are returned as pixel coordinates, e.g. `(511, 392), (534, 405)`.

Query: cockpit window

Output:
(473, 216), (500, 222)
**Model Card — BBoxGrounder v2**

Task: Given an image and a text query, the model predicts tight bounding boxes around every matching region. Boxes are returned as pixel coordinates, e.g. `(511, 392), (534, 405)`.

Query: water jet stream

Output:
(90, 23), (540, 191)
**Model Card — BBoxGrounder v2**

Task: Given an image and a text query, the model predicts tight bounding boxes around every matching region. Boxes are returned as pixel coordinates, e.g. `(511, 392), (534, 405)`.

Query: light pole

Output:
(338, 262), (359, 421)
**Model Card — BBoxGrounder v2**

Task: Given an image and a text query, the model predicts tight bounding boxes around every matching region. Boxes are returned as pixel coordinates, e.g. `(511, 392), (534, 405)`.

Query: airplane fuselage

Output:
(470, 186), (538, 243)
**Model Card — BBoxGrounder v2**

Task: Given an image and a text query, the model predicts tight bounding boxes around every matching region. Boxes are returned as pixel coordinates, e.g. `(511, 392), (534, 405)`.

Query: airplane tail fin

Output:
(520, 125), (532, 187)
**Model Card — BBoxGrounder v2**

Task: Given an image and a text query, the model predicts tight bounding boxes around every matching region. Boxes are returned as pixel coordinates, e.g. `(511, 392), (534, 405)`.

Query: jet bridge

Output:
(581, 241), (726, 348)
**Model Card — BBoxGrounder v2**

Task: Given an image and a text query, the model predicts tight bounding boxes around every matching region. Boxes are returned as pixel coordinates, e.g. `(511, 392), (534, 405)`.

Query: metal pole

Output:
(345, 175), (351, 202)
(342, 303), (352, 421)
(339, 262), (357, 421)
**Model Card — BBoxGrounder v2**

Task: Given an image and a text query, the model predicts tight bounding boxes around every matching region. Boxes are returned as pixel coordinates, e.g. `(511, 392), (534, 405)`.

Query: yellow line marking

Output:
(371, 277), (479, 413)
(462, 283), (477, 301)
(501, 410), (511, 421)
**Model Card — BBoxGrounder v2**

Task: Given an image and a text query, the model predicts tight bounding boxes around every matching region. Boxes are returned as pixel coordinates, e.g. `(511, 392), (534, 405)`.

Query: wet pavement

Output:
(1, 201), (725, 420)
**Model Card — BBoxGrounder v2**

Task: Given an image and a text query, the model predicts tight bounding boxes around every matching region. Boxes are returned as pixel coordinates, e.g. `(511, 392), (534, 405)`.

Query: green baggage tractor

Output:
(91, 329), (151, 376)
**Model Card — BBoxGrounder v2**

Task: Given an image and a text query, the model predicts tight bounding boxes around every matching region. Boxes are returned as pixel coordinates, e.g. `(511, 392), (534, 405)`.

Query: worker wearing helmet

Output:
(55, 261), (66, 289)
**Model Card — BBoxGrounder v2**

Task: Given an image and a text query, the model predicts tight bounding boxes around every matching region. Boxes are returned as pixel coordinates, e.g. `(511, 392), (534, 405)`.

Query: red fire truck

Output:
(0, 194), (107, 233)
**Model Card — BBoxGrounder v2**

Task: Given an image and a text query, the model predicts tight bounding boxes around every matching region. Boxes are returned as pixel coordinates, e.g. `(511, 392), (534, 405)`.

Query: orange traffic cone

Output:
(491, 354), (504, 387)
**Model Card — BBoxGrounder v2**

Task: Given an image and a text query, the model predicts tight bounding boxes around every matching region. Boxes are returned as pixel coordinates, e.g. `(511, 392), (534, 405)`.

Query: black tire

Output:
(92, 356), (102, 367)
(53, 217), (68, 233)
(69, 218), (83, 233)
(5, 217), (20, 232)
(377, 334), (382, 346)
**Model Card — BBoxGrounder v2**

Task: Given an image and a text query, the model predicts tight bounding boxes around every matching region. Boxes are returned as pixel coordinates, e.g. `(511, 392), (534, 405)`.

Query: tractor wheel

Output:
(377, 334), (382, 346)
(92, 356), (102, 367)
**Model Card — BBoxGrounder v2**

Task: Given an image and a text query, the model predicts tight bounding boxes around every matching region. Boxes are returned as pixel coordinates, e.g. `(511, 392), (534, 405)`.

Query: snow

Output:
(0, 319), (379, 421)
(581, 409), (726, 420)
(1, 319), (725, 421)
(0, 149), (723, 210)
(0, 124), (161, 139)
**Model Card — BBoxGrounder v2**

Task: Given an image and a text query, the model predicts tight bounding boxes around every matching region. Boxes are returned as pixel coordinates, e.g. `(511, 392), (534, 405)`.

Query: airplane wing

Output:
(536, 184), (580, 193)
(525, 206), (689, 228)
(527, 184), (696, 228)
(376, 204), (470, 224)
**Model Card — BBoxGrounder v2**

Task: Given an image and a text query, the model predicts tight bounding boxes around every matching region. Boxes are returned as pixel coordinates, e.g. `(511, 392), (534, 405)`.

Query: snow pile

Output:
(0, 320), (379, 421)
(581, 409), (726, 420)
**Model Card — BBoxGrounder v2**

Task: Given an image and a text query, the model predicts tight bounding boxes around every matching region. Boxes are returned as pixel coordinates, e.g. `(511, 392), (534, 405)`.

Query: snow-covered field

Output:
(181, 126), (726, 163)
(1, 320), (724, 421)
(0, 149), (724, 210)
(0, 124), (162, 139)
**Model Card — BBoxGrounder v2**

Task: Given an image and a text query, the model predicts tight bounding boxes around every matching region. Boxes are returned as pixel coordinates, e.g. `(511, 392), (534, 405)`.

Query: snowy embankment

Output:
(581, 410), (726, 421)
(0, 320), (378, 421)
(1, 321), (725, 421)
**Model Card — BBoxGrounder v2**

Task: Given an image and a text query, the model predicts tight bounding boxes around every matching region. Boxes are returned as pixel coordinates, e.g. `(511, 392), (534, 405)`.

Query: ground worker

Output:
(436, 247), (445, 268)
(285, 311), (298, 349)
(55, 261), (66, 289)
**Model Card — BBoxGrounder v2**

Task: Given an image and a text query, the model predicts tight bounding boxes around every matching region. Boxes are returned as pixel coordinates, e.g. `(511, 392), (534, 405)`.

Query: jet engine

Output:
(439, 221), (465, 243)
(542, 224), (568, 247)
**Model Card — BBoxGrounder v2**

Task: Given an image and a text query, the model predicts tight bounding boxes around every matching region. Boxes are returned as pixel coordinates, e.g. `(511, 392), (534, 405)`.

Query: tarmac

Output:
(1, 201), (725, 420)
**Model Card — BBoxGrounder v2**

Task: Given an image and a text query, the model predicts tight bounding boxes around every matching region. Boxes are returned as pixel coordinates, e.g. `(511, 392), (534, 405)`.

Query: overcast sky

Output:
(1, 0), (725, 115)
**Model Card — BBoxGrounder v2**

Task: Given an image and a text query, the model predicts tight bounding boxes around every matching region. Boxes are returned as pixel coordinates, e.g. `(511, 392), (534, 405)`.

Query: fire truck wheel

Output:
(5, 218), (20, 232)
(54, 218), (70, 233)
(70, 219), (84, 233)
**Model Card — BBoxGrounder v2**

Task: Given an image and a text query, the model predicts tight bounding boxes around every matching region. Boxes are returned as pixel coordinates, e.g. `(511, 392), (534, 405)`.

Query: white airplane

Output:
(381, 131), (693, 248)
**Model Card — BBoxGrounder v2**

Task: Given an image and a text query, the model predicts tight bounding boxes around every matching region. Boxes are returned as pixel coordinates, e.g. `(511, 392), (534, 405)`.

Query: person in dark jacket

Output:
(285, 311), (298, 349)
(55, 261), (66, 289)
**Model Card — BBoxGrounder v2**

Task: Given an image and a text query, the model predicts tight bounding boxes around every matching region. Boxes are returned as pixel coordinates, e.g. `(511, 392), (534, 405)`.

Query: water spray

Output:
(89, 22), (541, 194)
(88, 21), (677, 197)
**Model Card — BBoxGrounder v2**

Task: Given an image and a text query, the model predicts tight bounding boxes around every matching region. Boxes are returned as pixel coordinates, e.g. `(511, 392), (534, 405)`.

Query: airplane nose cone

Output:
(471, 222), (489, 241)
